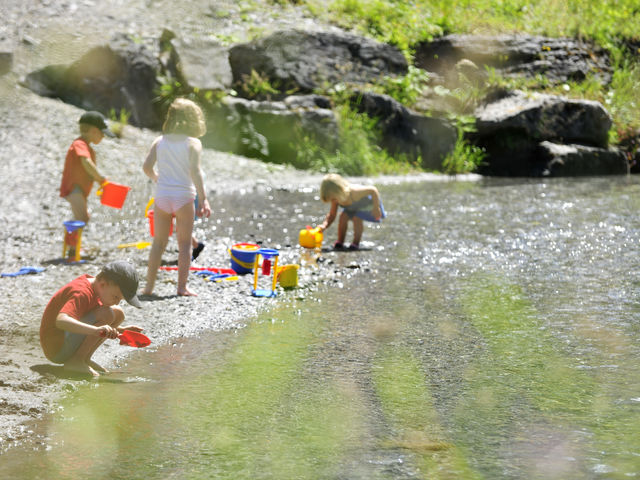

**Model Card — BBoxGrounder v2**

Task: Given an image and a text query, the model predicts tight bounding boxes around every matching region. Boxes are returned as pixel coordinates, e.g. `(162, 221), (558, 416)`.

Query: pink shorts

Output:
(155, 196), (194, 214)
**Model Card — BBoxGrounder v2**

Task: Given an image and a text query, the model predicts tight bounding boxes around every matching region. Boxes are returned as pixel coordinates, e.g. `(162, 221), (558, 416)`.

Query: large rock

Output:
(163, 33), (232, 91)
(539, 141), (628, 176)
(473, 89), (613, 176)
(229, 30), (408, 99)
(203, 95), (339, 163)
(415, 34), (611, 85)
(351, 91), (457, 170)
(22, 33), (161, 128)
(476, 89), (611, 147)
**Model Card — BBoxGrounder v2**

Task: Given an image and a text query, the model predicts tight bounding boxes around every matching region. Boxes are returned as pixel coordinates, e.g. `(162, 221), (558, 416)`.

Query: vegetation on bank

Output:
(287, 0), (640, 173)
(154, 0), (640, 175)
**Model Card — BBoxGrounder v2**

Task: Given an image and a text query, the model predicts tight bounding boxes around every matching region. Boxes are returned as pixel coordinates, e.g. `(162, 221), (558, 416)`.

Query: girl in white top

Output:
(142, 98), (211, 297)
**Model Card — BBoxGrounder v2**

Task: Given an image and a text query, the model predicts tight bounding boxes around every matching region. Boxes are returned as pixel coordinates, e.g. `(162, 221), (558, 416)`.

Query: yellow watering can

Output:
(299, 225), (323, 249)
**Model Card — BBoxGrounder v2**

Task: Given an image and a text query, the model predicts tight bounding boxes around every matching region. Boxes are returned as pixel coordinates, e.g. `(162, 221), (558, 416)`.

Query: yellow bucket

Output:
(277, 264), (299, 288)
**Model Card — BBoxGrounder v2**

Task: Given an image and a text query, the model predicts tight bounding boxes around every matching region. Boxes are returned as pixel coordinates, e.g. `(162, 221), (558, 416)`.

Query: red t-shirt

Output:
(39, 274), (101, 361)
(59, 138), (96, 198)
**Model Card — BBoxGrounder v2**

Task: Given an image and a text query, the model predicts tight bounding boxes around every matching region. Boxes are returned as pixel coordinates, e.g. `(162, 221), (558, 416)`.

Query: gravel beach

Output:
(0, 0), (329, 451)
(0, 0), (452, 452)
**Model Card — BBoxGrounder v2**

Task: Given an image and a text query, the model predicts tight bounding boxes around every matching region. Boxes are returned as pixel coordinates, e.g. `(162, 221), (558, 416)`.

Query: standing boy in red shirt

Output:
(60, 111), (114, 223)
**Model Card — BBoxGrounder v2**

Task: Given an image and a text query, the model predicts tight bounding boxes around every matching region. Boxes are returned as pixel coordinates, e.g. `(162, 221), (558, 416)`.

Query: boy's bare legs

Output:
(337, 211), (349, 245)
(64, 306), (124, 376)
(175, 201), (196, 296)
(352, 217), (364, 246)
(64, 191), (89, 223)
(143, 208), (173, 295)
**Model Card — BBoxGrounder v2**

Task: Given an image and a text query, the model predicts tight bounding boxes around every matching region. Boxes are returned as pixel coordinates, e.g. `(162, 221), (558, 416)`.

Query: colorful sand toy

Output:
(117, 241), (152, 249)
(299, 225), (323, 249)
(252, 248), (279, 297)
(145, 197), (174, 237)
(96, 181), (131, 209)
(229, 242), (260, 274)
(276, 264), (299, 288)
(62, 220), (86, 263)
(1, 266), (45, 278)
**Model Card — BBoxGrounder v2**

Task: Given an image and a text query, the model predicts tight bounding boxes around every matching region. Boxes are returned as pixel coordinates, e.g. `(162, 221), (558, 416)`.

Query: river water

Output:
(2, 176), (640, 479)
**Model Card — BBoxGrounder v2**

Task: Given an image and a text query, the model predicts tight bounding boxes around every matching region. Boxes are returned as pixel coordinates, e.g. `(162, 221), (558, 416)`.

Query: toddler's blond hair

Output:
(320, 173), (350, 203)
(163, 98), (207, 137)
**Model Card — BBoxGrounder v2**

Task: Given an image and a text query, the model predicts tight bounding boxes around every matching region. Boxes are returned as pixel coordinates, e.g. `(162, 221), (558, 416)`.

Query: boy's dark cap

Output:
(79, 111), (116, 137)
(102, 261), (142, 308)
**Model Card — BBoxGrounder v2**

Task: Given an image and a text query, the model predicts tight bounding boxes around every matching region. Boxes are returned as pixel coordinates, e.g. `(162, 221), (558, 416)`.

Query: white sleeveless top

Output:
(155, 134), (197, 199)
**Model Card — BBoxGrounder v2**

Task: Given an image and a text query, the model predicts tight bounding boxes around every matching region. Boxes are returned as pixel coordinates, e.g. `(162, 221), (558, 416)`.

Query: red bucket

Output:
(147, 210), (174, 237)
(98, 181), (131, 209)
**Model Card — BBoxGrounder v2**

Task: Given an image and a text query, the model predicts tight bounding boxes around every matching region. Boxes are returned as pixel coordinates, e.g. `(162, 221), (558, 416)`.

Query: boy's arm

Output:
(319, 200), (338, 231)
(117, 325), (144, 333)
(80, 156), (106, 184)
(188, 138), (211, 218)
(142, 140), (159, 182)
(55, 313), (118, 338)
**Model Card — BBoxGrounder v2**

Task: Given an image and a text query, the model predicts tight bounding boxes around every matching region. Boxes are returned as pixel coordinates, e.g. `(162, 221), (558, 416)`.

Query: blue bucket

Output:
(229, 243), (260, 274)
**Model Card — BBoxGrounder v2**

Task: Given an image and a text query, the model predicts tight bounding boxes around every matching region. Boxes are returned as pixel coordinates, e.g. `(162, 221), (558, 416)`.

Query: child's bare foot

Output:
(64, 361), (99, 377)
(88, 360), (109, 374)
(177, 288), (197, 297)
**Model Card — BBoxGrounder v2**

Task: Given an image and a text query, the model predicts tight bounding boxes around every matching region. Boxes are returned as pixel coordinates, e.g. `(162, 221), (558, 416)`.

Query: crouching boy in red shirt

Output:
(40, 261), (143, 377)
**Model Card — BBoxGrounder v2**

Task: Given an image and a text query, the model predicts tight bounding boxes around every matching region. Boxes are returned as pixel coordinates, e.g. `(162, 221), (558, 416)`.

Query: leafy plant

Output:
(442, 117), (486, 175)
(294, 103), (416, 175)
(381, 65), (430, 107)
(239, 70), (281, 100)
(107, 108), (131, 138)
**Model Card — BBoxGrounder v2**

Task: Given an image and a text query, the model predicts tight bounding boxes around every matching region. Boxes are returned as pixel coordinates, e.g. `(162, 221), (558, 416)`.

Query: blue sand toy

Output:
(1, 266), (45, 278)
(252, 248), (279, 297)
(62, 220), (86, 263)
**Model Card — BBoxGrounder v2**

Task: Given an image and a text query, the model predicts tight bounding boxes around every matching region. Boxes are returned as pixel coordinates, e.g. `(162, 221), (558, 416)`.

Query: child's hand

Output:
(372, 204), (382, 221)
(198, 199), (211, 218)
(97, 325), (118, 339)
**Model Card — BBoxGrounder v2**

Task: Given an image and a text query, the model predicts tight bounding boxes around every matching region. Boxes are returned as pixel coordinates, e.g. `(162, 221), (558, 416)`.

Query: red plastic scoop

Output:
(118, 330), (151, 348)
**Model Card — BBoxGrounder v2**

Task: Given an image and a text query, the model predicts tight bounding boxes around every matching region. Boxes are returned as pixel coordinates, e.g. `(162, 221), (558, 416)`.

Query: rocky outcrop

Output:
(350, 91), (456, 170)
(473, 89), (622, 176)
(22, 33), (161, 128)
(229, 30), (408, 99)
(161, 30), (232, 91)
(18, 26), (630, 177)
(539, 141), (627, 176)
(204, 95), (339, 163)
(476, 89), (611, 147)
(415, 34), (612, 85)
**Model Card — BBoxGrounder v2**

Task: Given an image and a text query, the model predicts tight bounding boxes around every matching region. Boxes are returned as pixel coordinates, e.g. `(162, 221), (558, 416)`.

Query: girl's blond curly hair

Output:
(320, 173), (351, 203)
(162, 98), (207, 137)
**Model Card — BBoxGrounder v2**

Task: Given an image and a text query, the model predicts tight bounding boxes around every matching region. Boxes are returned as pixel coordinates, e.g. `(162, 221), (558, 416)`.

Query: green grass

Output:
(302, 0), (640, 50)
(294, 102), (420, 175)
(294, 0), (640, 165)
